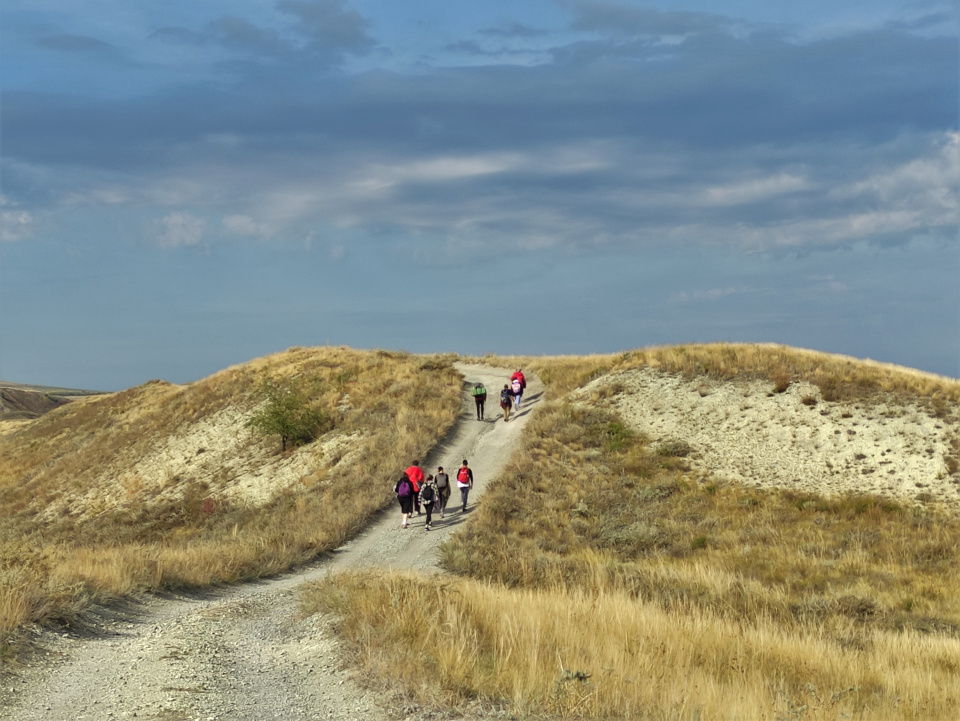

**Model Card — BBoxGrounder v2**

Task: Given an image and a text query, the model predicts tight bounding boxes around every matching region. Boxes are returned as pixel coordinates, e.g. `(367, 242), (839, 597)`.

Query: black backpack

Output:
(500, 388), (511, 404)
(421, 485), (436, 504)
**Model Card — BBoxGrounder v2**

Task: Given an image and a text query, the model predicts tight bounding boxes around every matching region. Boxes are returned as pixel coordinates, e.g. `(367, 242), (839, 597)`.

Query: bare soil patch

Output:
(577, 367), (960, 510)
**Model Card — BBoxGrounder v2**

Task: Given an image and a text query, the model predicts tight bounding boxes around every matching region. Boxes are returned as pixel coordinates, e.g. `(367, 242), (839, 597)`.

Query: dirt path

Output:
(1, 363), (541, 721)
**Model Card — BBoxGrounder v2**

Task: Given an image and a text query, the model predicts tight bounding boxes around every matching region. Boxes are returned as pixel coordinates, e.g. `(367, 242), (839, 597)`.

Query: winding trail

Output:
(1, 363), (542, 721)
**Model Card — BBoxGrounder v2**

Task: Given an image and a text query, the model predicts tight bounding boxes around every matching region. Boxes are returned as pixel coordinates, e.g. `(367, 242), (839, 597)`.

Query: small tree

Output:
(247, 376), (326, 452)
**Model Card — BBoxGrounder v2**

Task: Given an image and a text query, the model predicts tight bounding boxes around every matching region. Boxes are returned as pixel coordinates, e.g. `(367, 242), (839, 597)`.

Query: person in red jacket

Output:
(510, 369), (527, 411)
(404, 460), (425, 515)
(456, 459), (474, 513)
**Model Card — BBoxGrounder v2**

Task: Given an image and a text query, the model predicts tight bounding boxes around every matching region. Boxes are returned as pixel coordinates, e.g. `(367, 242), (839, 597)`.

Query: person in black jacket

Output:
(499, 384), (513, 422)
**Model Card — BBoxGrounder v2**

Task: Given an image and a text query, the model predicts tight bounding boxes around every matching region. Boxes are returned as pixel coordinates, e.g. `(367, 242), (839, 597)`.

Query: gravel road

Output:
(1, 363), (540, 721)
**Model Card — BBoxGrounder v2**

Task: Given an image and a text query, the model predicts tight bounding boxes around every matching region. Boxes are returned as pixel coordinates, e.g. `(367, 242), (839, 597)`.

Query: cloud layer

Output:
(0, 0), (956, 387)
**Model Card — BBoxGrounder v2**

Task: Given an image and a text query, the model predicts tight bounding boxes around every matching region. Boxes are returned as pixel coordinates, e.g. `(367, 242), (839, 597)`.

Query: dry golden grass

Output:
(442, 400), (959, 635)
(0, 347), (462, 652)
(304, 570), (960, 720)
(306, 347), (959, 720)
(485, 342), (960, 402)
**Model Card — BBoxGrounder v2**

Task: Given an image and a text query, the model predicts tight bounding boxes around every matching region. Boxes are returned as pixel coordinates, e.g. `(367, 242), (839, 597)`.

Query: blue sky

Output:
(1, 0), (957, 390)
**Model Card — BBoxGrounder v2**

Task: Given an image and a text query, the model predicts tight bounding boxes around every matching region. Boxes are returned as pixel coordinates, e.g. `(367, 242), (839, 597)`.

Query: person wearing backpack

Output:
(499, 384), (513, 422)
(419, 475), (438, 531)
(511, 377), (523, 411)
(405, 460), (425, 515)
(434, 466), (451, 518)
(456, 459), (474, 513)
(472, 382), (487, 421)
(394, 472), (415, 529)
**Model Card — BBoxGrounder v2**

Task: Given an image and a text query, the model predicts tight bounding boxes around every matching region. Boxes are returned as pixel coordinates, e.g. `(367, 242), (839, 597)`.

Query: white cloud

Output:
(704, 173), (810, 206)
(223, 214), (272, 238)
(0, 210), (33, 242)
(63, 187), (131, 205)
(351, 153), (525, 194)
(832, 132), (959, 209)
(0, 194), (33, 241)
(672, 286), (749, 303)
(157, 211), (206, 248)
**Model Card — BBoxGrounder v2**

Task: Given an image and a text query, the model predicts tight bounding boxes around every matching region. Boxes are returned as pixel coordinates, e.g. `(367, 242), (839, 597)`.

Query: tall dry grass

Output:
(304, 571), (960, 720)
(0, 347), (463, 655)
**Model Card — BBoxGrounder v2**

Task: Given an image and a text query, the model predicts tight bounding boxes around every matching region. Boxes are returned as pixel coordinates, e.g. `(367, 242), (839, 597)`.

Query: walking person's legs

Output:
(439, 488), (449, 517)
(425, 504), (433, 530)
(460, 487), (470, 512)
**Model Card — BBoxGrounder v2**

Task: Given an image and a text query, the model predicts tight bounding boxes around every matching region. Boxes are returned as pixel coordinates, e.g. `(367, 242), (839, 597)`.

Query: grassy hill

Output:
(3, 342), (958, 719)
(304, 344), (960, 721)
(0, 347), (462, 653)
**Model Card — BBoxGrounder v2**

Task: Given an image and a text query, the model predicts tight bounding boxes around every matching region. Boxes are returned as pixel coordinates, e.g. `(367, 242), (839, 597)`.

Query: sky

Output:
(0, 0), (957, 391)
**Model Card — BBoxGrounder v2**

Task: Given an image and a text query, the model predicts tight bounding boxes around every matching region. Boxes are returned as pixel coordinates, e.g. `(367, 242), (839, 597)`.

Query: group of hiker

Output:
(393, 459), (474, 530)
(471, 368), (526, 422)
(394, 370), (527, 529)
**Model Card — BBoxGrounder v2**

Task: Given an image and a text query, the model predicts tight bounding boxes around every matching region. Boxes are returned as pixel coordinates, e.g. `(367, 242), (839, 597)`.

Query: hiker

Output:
(405, 460), (425, 515)
(434, 466), (451, 517)
(394, 472), (415, 529)
(472, 382), (487, 421)
(511, 376), (523, 411)
(420, 475), (438, 531)
(511, 368), (526, 392)
(499, 384), (513, 422)
(456, 459), (474, 513)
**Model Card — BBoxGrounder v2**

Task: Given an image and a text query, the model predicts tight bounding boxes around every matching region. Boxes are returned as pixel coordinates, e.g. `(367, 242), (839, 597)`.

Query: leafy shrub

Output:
(247, 376), (330, 452)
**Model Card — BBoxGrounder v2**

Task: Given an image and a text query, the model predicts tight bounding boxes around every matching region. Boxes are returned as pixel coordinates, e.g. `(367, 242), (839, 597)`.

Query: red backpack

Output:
(457, 467), (470, 483)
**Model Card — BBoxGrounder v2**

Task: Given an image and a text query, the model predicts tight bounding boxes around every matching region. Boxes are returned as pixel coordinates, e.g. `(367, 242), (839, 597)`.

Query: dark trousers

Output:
(475, 398), (485, 418)
(460, 486), (470, 511)
(424, 503), (434, 526)
(437, 487), (450, 513)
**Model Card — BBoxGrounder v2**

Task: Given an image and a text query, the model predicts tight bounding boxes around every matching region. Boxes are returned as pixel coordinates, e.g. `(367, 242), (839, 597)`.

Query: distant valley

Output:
(0, 382), (103, 420)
